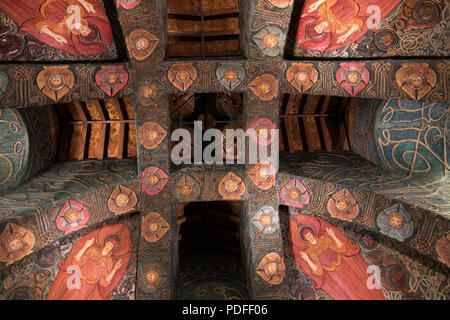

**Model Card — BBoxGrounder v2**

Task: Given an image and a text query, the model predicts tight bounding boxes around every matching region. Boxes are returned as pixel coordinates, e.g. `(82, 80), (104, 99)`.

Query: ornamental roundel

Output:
(248, 162), (276, 190)
(336, 62), (370, 96)
(326, 188), (360, 222)
(256, 252), (286, 285)
(280, 178), (310, 208)
(168, 63), (197, 92)
(286, 63), (318, 94)
(116, 0), (141, 9)
(95, 65), (129, 97)
(248, 74), (279, 101)
(56, 200), (90, 235)
(142, 212), (170, 243)
(138, 121), (167, 150)
(126, 29), (159, 60)
(435, 233), (449, 268)
(0, 223), (35, 266)
(173, 174), (201, 201)
(218, 172), (245, 200)
(247, 118), (276, 146)
(36, 66), (74, 101)
(267, 0), (293, 8)
(395, 63), (437, 100)
(253, 26), (285, 57)
(139, 80), (163, 106)
(251, 205), (280, 235)
(141, 166), (169, 196)
(108, 185), (138, 215)
(216, 64), (245, 91)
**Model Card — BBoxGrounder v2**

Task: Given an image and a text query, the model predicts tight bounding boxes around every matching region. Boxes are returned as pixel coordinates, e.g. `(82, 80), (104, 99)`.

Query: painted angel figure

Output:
(290, 214), (385, 300)
(0, 0), (114, 57)
(46, 223), (131, 300)
(295, 0), (401, 52)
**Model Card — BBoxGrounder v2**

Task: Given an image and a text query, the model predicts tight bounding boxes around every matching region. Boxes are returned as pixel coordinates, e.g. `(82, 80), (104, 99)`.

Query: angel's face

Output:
(102, 241), (115, 255)
(314, 21), (329, 34)
(305, 232), (317, 245)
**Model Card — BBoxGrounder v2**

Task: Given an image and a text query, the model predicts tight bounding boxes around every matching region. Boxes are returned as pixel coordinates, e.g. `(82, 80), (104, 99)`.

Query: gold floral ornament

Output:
(256, 252), (285, 285)
(138, 121), (167, 150)
(142, 212), (170, 243)
(173, 174), (201, 201)
(268, 0), (293, 8)
(436, 233), (449, 268)
(218, 172), (245, 200)
(126, 29), (159, 60)
(168, 63), (197, 92)
(326, 188), (360, 222)
(139, 80), (163, 106)
(249, 74), (279, 101)
(395, 63), (437, 101)
(286, 63), (318, 94)
(36, 66), (74, 101)
(248, 162), (276, 190)
(0, 223), (35, 266)
(108, 185), (138, 215)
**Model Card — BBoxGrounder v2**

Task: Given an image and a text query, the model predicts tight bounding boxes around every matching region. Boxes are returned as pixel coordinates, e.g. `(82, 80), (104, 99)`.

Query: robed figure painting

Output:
(0, 0), (114, 57)
(290, 214), (385, 300)
(295, 0), (402, 52)
(46, 223), (132, 300)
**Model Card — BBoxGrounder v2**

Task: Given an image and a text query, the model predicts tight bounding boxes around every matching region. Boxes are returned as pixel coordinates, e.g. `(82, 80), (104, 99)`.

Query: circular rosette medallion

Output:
(139, 121), (167, 149)
(173, 174), (200, 201)
(247, 118), (276, 146)
(36, 66), (74, 101)
(395, 63), (436, 101)
(336, 62), (370, 96)
(168, 63), (197, 92)
(0, 34), (24, 58)
(248, 74), (279, 101)
(248, 162), (276, 190)
(139, 80), (163, 106)
(117, 0), (142, 9)
(256, 252), (285, 285)
(216, 64), (245, 91)
(142, 212), (170, 243)
(218, 172), (246, 200)
(286, 63), (318, 94)
(280, 178), (310, 208)
(95, 66), (129, 97)
(108, 185), (138, 215)
(0, 223), (35, 266)
(376, 203), (414, 241)
(56, 200), (90, 235)
(268, 0), (293, 8)
(435, 233), (449, 268)
(251, 206), (280, 235)
(253, 26), (285, 57)
(141, 166), (169, 196)
(326, 188), (360, 222)
(126, 29), (159, 60)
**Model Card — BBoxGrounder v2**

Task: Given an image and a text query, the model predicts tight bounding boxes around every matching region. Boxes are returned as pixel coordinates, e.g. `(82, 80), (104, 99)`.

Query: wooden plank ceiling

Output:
(279, 94), (353, 152)
(167, 0), (241, 57)
(54, 97), (137, 161)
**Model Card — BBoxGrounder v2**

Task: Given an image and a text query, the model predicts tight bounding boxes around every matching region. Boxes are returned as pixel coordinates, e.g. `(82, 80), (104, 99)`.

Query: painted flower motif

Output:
(376, 203), (414, 242)
(108, 185), (138, 215)
(95, 65), (129, 97)
(142, 212), (170, 243)
(251, 206), (280, 235)
(56, 200), (90, 235)
(268, 0), (293, 8)
(116, 0), (141, 9)
(253, 26), (285, 57)
(141, 166), (169, 196)
(248, 162), (276, 190)
(395, 63), (437, 100)
(336, 62), (370, 96)
(256, 252), (285, 285)
(138, 121), (167, 150)
(280, 178), (310, 208)
(36, 66), (74, 101)
(168, 63), (197, 92)
(0, 71), (8, 96)
(173, 174), (201, 201)
(286, 63), (318, 93)
(218, 172), (245, 200)
(126, 29), (159, 60)
(216, 64), (245, 91)
(139, 80), (163, 106)
(435, 233), (449, 268)
(249, 74), (279, 101)
(0, 223), (35, 266)
(326, 188), (360, 222)
(247, 118), (276, 146)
